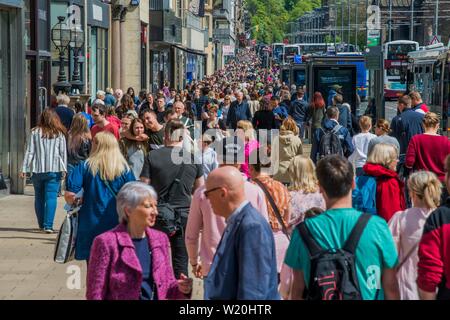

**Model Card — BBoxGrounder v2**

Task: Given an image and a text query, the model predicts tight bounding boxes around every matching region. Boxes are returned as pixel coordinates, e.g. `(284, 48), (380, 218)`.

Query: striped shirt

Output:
(22, 128), (67, 174)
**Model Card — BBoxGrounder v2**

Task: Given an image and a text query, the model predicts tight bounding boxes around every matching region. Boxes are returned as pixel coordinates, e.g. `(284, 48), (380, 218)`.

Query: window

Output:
(87, 27), (108, 99)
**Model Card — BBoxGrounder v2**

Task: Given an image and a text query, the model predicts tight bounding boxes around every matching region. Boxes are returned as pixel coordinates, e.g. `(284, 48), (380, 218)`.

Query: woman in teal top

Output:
(65, 131), (135, 261)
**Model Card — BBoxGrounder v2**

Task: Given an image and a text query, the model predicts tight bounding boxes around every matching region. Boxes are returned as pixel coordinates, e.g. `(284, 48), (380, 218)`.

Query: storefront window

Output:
(87, 27), (108, 100)
(24, 0), (33, 51)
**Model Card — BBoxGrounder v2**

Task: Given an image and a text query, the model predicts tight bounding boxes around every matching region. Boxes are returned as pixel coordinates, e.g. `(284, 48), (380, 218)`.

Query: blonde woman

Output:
(273, 117), (303, 185)
(388, 171), (442, 300)
(363, 143), (406, 222)
(279, 155), (325, 299)
(236, 120), (259, 178)
(67, 114), (92, 176)
(286, 155), (326, 227)
(65, 132), (135, 261)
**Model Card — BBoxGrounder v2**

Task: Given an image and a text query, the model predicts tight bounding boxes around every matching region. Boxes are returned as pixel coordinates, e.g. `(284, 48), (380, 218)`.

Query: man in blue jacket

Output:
(271, 96), (289, 129)
(226, 91), (252, 130)
(203, 166), (279, 300)
(310, 106), (354, 164)
(390, 94), (424, 163)
(333, 94), (353, 135)
(289, 90), (309, 137)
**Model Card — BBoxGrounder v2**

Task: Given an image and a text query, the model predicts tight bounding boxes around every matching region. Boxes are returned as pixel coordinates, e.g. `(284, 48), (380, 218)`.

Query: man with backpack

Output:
(284, 155), (400, 300)
(310, 107), (354, 164)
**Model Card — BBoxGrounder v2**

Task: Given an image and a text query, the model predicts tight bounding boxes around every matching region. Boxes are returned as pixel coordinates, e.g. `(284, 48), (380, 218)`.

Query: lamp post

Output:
(213, 38), (220, 72)
(70, 26), (85, 95)
(51, 16), (72, 95)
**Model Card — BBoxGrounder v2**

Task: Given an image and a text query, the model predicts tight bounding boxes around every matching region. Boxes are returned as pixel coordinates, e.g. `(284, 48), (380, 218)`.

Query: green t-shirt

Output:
(284, 208), (398, 300)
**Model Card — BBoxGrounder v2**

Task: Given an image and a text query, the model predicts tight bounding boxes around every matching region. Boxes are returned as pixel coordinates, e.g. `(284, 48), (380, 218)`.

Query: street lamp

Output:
(51, 16), (72, 95)
(70, 26), (85, 95)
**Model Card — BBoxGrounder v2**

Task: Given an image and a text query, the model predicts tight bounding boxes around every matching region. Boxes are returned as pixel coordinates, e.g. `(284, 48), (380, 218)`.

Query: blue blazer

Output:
(204, 203), (280, 300)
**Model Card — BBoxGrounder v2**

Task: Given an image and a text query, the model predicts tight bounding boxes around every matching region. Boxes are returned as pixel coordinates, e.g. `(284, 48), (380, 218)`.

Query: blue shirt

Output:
(132, 237), (156, 300)
(226, 101), (252, 129)
(80, 112), (94, 128)
(55, 105), (75, 131)
(66, 161), (135, 260)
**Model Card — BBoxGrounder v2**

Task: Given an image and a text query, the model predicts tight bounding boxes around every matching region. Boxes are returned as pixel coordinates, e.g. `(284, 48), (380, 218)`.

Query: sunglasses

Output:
(204, 186), (223, 198)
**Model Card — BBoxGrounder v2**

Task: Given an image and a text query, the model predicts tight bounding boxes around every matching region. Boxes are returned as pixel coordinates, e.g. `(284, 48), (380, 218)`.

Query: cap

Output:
(331, 84), (343, 91)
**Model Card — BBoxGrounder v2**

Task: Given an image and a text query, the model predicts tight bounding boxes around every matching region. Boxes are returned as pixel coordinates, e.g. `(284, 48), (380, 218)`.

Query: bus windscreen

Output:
(281, 69), (290, 84)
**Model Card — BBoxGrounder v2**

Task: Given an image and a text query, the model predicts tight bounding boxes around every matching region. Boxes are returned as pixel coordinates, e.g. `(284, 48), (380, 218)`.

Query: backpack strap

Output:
(297, 222), (323, 257)
(253, 178), (290, 241)
(332, 124), (342, 134)
(161, 163), (185, 203)
(343, 213), (372, 254)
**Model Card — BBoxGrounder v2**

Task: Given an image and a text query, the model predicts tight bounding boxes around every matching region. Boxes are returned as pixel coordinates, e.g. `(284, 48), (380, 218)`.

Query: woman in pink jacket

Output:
(86, 182), (192, 300)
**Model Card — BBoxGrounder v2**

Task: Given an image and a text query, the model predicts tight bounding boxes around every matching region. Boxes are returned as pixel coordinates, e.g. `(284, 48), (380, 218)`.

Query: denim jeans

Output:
(32, 172), (61, 229)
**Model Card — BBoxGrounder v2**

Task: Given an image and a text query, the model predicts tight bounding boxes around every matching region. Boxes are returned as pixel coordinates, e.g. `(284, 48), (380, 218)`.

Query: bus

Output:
(298, 43), (328, 55)
(383, 40), (419, 99)
(284, 44), (300, 64)
(272, 43), (284, 64)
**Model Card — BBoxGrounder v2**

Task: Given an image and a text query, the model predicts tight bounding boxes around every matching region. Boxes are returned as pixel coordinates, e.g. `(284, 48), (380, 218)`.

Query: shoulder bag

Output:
(253, 178), (290, 240)
(54, 202), (81, 264)
(154, 164), (185, 237)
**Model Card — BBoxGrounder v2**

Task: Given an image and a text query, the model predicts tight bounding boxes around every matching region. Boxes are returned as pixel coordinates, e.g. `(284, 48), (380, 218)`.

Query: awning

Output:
(172, 44), (207, 56)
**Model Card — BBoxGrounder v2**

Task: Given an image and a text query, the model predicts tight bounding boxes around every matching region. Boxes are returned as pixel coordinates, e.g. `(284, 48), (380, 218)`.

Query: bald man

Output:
(203, 167), (279, 300)
(185, 137), (268, 279)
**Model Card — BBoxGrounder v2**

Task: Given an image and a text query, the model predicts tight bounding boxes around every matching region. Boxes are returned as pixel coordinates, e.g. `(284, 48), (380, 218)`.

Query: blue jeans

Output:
(32, 172), (61, 229)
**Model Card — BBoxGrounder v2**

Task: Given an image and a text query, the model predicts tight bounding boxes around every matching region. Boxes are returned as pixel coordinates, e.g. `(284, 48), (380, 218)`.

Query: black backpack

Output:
(297, 213), (371, 300)
(318, 125), (344, 159)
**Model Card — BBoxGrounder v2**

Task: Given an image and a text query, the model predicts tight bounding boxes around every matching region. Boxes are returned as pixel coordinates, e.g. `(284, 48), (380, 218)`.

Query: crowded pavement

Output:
(2, 42), (450, 302)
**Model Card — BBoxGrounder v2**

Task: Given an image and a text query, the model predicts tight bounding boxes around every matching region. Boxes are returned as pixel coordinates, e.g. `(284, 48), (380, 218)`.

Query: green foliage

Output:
(246, 0), (321, 43)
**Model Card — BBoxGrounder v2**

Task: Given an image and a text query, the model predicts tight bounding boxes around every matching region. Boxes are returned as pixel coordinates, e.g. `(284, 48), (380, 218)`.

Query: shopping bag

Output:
(54, 205), (79, 264)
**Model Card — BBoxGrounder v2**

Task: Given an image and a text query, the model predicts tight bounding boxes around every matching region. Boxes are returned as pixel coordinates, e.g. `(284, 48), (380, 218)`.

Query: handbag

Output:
(54, 204), (80, 264)
(253, 178), (290, 240)
(154, 164), (185, 237)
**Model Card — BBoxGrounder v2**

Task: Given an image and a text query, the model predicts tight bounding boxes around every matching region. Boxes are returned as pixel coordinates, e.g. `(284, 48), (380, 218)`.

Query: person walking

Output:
(284, 155), (400, 300)
(186, 136), (269, 279)
(417, 155), (450, 300)
(203, 166), (279, 300)
(252, 97), (277, 131)
(348, 116), (377, 176)
(390, 95), (424, 166)
(273, 117), (303, 185)
(140, 120), (204, 278)
(409, 91), (429, 114)
(388, 171), (442, 300)
(21, 108), (67, 233)
(367, 119), (400, 157)
(91, 104), (120, 140)
(119, 118), (149, 179)
(54, 93), (75, 131)
(226, 91), (252, 130)
(65, 131), (135, 261)
(67, 114), (92, 177)
(236, 120), (259, 178)
(86, 182), (192, 300)
(289, 91), (309, 138)
(310, 107), (354, 164)
(363, 143), (406, 222)
(405, 112), (450, 190)
(249, 148), (291, 277)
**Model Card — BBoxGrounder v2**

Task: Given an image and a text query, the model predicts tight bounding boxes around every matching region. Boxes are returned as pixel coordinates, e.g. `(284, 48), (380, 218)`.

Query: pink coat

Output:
(86, 223), (188, 300)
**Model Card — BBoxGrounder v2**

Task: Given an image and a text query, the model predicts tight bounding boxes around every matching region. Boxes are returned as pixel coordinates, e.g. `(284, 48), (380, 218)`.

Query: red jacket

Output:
(417, 200), (450, 298)
(363, 163), (406, 222)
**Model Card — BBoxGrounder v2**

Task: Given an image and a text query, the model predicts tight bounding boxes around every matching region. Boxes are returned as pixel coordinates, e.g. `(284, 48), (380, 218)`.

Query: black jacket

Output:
(289, 99), (309, 126)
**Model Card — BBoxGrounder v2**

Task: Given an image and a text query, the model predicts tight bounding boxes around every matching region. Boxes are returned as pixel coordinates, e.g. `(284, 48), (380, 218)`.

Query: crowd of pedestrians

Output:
(19, 47), (450, 300)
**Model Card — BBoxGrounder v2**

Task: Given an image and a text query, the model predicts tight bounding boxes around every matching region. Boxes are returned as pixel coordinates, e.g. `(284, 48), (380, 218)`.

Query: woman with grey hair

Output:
(86, 181), (193, 300)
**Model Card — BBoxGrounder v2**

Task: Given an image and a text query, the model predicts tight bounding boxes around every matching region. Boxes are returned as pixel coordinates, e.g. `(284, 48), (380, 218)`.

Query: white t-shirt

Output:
(348, 132), (377, 169)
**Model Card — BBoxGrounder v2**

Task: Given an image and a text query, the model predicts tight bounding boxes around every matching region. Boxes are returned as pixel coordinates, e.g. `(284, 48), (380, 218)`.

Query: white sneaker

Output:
(44, 229), (54, 234)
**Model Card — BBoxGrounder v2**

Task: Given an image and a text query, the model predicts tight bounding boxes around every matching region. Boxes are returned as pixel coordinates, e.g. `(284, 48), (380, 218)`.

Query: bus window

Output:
(434, 62), (442, 82)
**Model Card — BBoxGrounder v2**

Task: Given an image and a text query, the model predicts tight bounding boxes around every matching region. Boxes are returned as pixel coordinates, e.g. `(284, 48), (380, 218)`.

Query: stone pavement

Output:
(0, 187), (204, 300)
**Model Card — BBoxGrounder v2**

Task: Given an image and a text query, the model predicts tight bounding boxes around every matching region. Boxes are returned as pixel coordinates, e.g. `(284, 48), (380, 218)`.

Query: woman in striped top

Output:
(21, 108), (67, 233)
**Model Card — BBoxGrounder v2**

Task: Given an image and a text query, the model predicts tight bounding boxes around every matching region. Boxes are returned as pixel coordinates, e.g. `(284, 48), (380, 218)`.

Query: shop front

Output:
(87, 0), (110, 101)
(0, 0), (26, 194)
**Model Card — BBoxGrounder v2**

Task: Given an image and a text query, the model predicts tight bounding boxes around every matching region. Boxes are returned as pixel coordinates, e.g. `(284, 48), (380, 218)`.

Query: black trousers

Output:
(169, 215), (188, 279)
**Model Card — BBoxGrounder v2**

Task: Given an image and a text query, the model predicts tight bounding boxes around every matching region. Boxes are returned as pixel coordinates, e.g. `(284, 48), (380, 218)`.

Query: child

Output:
(348, 116), (377, 176)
